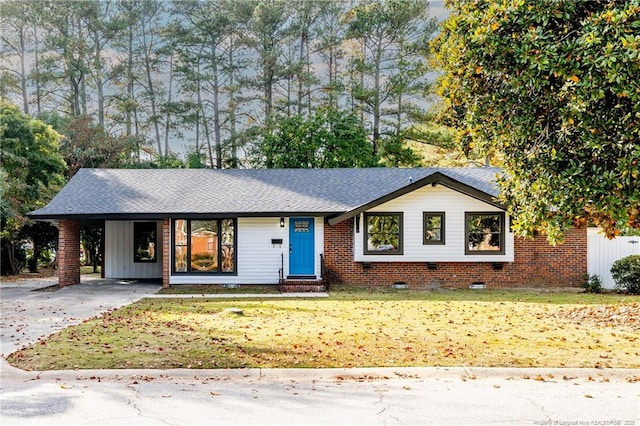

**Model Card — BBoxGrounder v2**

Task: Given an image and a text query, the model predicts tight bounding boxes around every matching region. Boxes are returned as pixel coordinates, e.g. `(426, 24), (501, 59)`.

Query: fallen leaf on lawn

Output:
(556, 303), (640, 332)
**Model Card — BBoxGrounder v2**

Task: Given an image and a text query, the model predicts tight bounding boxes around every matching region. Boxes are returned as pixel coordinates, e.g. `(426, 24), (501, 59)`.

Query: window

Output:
(423, 212), (445, 245)
(173, 219), (236, 274)
(133, 222), (157, 262)
(465, 212), (505, 255)
(364, 212), (403, 255)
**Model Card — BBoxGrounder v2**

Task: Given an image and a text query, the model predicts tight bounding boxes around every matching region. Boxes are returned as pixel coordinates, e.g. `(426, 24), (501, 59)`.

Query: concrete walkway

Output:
(1, 277), (638, 425)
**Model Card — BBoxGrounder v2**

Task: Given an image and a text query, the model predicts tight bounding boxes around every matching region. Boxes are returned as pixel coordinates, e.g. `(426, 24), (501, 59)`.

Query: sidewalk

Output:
(2, 365), (638, 425)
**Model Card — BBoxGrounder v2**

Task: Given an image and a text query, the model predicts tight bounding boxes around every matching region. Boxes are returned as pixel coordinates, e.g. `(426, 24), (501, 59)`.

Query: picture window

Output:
(465, 212), (505, 255)
(364, 212), (403, 255)
(173, 218), (236, 274)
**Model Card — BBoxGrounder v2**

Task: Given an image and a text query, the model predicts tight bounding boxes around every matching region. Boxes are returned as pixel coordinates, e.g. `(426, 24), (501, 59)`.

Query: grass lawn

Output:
(7, 288), (639, 370)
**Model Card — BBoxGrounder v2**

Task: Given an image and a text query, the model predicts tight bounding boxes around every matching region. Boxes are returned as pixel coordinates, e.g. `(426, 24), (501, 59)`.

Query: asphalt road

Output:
(1, 277), (638, 426)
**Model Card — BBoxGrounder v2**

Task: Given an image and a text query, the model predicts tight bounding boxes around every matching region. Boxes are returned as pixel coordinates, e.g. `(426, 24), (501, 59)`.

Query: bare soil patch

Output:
(0, 267), (57, 282)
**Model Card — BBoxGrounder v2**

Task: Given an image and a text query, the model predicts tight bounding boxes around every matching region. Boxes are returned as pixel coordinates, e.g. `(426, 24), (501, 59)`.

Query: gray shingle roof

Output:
(28, 167), (502, 221)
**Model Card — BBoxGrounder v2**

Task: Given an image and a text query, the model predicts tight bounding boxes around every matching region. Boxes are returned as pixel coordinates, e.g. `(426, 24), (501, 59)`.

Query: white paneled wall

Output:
(587, 228), (640, 289)
(170, 217), (324, 285)
(104, 221), (163, 279)
(354, 185), (514, 262)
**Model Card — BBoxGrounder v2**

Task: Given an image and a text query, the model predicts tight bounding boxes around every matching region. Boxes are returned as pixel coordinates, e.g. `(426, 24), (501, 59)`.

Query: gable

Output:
(367, 182), (504, 214)
(326, 170), (504, 225)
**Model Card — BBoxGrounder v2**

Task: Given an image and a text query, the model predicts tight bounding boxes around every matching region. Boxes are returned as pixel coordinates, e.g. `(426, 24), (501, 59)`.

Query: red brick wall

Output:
(162, 218), (170, 288)
(323, 218), (586, 288)
(58, 219), (81, 287)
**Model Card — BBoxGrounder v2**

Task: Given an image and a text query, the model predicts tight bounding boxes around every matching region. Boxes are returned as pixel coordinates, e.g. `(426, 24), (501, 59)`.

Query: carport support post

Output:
(58, 219), (81, 287)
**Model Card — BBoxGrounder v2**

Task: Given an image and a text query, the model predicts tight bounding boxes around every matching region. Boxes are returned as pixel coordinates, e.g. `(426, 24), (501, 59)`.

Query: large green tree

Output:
(259, 107), (377, 168)
(433, 0), (640, 241)
(0, 99), (66, 274)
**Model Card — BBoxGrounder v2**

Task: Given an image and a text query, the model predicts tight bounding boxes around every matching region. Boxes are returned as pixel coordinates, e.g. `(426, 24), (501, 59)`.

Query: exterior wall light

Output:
(280, 217), (285, 228)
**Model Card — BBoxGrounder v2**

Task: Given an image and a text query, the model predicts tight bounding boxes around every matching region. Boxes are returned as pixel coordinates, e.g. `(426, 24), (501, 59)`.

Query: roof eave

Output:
(27, 210), (345, 222)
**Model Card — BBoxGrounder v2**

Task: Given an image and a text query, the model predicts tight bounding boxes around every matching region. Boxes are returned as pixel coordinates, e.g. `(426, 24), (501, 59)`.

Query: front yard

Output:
(7, 288), (639, 370)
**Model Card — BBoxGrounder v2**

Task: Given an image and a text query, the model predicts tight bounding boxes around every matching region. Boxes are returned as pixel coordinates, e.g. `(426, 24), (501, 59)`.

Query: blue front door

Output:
(289, 218), (315, 276)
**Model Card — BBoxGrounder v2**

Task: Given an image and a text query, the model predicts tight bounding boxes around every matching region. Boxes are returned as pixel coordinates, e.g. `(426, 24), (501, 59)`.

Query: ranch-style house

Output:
(28, 167), (586, 290)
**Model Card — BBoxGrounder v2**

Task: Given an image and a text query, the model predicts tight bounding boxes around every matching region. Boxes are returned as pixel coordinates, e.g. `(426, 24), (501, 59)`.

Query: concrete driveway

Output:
(0, 275), (161, 357)
(1, 277), (638, 425)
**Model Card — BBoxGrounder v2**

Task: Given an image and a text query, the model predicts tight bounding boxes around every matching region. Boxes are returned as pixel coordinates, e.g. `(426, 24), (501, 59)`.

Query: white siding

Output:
(169, 217), (324, 285)
(587, 228), (640, 289)
(354, 185), (514, 262)
(104, 221), (163, 279)
(314, 217), (325, 277)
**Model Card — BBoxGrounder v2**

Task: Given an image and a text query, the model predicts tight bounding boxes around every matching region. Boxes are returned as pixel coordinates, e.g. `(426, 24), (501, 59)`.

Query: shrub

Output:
(610, 255), (640, 295)
(581, 274), (602, 294)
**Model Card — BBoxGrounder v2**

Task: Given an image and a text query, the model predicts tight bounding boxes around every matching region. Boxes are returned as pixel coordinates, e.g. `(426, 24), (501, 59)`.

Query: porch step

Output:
(279, 278), (325, 293)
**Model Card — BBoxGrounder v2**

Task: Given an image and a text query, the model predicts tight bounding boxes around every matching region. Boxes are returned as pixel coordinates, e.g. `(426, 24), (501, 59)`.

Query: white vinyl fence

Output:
(587, 228), (640, 289)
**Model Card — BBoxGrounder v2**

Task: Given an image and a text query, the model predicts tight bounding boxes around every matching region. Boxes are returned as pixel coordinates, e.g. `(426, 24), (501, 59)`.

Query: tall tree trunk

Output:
(141, 23), (162, 156)
(71, 75), (81, 117)
(163, 51), (174, 156)
(145, 59), (162, 156)
(92, 30), (105, 127)
(297, 29), (305, 116)
(34, 25), (42, 115)
(19, 33), (28, 114)
(194, 75), (201, 154)
(28, 241), (40, 273)
(371, 35), (383, 156)
(228, 37), (238, 168)
(80, 74), (88, 116)
(198, 87), (214, 168)
(264, 69), (272, 122)
(212, 49), (222, 169)
(77, 16), (88, 116)
(126, 23), (134, 137)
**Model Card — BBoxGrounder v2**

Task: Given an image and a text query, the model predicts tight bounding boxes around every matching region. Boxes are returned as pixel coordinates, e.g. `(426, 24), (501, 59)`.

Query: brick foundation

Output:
(58, 219), (81, 287)
(323, 219), (586, 289)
